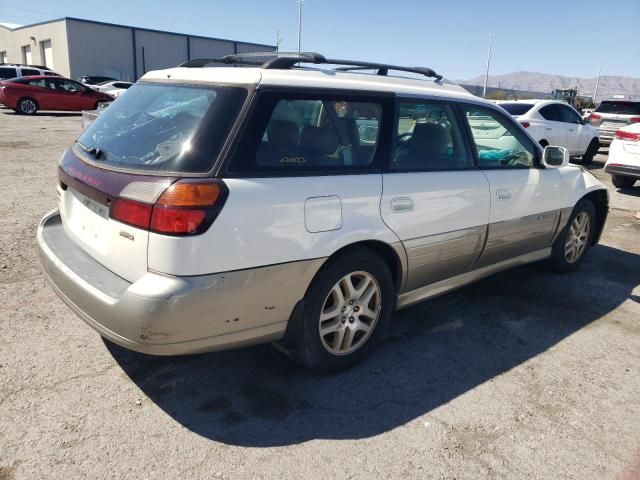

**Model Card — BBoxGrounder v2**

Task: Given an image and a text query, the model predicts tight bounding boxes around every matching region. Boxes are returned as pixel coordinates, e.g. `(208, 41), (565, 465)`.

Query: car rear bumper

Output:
(37, 210), (324, 355)
(604, 164), (640, 179)
(597, 128), (617, 145)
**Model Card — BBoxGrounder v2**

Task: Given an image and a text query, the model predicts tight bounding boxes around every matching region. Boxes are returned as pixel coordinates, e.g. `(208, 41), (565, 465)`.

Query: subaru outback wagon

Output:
(37, 52), (609, 370)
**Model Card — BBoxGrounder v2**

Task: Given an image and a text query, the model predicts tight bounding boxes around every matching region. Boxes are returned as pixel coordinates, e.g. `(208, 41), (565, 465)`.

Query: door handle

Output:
(390, 197), (414, 212)
(496, 188), (511, 200)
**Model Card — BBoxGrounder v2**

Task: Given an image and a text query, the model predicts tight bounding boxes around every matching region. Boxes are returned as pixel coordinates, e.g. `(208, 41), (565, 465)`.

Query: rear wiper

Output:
(78, 142), (105, 160)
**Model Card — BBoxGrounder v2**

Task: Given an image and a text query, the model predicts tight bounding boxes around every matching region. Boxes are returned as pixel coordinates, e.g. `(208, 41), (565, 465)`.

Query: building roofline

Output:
(2, 16), (276, 49)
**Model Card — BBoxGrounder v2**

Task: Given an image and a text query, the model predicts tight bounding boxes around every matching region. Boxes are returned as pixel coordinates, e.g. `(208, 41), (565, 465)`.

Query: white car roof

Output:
(141, 66), (477, 102)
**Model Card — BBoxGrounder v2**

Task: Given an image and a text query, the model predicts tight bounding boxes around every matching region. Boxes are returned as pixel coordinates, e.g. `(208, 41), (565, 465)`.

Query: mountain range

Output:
(460, 71), (640, 101)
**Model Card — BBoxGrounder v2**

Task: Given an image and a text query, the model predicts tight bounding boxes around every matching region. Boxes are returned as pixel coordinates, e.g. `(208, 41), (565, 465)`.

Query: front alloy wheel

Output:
(564, 212), (591, 263)
(319, 271), (382, 355)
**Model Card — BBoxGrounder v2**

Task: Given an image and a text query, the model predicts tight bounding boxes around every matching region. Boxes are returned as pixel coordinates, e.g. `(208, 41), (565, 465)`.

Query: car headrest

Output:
(267, 120), (299, 146)
(409, 122), (448, 157)
(300, 126), (339, 155)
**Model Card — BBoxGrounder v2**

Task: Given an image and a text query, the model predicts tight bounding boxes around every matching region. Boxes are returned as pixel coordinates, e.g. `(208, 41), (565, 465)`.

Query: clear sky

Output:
(1, 0), (639, 80)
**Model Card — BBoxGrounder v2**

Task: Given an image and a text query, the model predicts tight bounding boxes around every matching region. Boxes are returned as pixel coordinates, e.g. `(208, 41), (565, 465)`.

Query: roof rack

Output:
(177, 52), (443, 82)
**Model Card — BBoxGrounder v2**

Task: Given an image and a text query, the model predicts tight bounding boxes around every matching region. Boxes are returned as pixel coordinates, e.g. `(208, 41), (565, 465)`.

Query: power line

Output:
(0, 3), (56, 16)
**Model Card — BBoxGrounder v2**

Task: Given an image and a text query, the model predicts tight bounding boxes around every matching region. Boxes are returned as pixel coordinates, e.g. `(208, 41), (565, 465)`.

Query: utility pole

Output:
(276, 30), (283, 51)
(593, 61), (603, 103)
(482, 33), (494, 98)
(297, 0), (304, 53)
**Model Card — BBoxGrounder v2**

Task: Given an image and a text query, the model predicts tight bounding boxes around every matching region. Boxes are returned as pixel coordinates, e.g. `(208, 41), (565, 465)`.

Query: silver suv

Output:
(0, 63), (59, 80)
(589, 99), (640, 145)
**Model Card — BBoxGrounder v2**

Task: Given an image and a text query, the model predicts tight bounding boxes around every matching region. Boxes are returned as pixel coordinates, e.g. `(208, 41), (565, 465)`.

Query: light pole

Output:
(593, 61), (603, 103)
(297, 0), (304, 53)
(482, 33), (494, 98)
(276, 30), (283, 52)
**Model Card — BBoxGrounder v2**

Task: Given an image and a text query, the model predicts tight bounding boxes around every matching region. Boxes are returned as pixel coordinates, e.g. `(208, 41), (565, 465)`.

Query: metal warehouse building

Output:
(0, 17), (275, 81)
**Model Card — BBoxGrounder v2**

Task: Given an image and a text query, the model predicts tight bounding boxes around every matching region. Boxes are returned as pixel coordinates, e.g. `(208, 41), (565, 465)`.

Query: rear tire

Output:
(17, 97), (38, 115)
(581, 138), (599, 165)
(611, 175), (636, 189)
(548, 199), (596, 273)
(292, 249), (394, 372)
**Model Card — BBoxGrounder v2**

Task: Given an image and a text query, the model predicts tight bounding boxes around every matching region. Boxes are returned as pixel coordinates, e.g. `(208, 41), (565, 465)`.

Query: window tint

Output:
(43, 71), (57, 76)
(499, 103), (534, 116)
(113, 82), (131, 89)
(595, 101), (640, 115)
(230, 93), (384, 172)
(0, 67), (18, 79)
(21, 69), (40, 76)
(77, 83), (247, 173)
(539, 104), (562, 122)
(392, 100), (471, 171)
(463, 105), (536, 168)
(559, 105), (582, 124)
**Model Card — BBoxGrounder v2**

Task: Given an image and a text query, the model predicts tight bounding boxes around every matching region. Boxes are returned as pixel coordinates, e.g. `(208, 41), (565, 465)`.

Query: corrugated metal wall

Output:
(189, 37), (235, 59)
(66, 19), (135, 81)
(134, 30), (188, 76)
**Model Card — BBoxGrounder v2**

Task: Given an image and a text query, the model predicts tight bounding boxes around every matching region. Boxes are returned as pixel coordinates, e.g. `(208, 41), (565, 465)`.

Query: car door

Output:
(538, 104), (568, 147)
(52, 79), (91, 110)
(24, 78), (56, 109)
(461, 104), (563, 267)
(559, 104), (589, 154)
(380, 99), (490, 291)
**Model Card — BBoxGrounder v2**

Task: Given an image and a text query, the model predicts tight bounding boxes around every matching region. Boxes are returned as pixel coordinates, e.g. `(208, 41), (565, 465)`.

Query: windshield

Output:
(499, 103), (534, 116)
(77, 82), (247, 173)
(595, 101), (640, 115)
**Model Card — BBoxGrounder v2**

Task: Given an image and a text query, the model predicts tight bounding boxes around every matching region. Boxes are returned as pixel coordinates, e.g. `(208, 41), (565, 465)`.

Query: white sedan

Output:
(604, 123), (640, 189)
(90, 80), (133, 98)
(498, 100), (600, 164)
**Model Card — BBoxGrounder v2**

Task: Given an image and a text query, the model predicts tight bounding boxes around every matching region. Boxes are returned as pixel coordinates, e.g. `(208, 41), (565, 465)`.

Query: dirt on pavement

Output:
(0, 108), (639, 480)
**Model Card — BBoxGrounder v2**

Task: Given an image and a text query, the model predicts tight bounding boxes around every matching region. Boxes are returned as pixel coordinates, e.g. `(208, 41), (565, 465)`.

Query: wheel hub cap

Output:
(564, 212), (590, 263)
(318, 271), (382, 356)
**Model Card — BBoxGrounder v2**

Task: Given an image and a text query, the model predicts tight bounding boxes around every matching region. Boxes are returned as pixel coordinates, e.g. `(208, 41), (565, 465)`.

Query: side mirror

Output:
(541, 146), (569, 168)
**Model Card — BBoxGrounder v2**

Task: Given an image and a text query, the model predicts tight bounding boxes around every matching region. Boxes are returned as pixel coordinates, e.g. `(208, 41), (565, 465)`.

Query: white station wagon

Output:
(37, 53), (609, 370)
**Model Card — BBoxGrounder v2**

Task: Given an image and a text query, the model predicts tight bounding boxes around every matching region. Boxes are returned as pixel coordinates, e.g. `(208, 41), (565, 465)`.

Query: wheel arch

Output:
(581, 189), (608, 245)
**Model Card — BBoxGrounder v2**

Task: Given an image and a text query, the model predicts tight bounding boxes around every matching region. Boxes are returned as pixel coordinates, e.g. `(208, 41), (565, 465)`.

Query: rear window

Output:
(499, 103), (534, 116)
(76, 82), (247, 173)
(0, 67), (18, 79)
(595, 101), (640, 115)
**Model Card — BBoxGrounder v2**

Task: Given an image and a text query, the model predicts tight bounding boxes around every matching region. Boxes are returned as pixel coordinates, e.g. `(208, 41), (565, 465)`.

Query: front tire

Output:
(548, 199), (596, 273)
(611, 175), (636, 189)
(17, 97), (38, 115)
(581, 138), (600, 165)
(293, 249), (394, 371)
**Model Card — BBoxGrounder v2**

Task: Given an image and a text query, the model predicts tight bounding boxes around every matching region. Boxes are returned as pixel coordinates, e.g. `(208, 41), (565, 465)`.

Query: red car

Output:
(0, 75), (114, 115)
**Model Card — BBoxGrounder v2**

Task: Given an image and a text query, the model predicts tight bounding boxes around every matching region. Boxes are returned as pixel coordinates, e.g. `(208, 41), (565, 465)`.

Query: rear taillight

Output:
(615, 130), (640, 142)
(589, 113), (602, 126)
(110, 179), (227, 236)
(630, 117), (640, 123)
(519, 121), (530, 128)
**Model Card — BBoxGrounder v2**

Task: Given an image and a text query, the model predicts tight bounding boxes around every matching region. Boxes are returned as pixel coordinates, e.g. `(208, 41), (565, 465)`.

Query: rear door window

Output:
(27, 79), (46, 88)
(227, 91), (390, 174)
(21, 68), (40, 76)
(392, 99), (472, 171)
(539, 104), (563, 122)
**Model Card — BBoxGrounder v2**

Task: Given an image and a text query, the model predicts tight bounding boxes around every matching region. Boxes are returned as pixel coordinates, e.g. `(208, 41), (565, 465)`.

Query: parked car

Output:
(36, 53), (609, 371)
(90, 80), (133, 98)
(604, 123), (640, 189)
(0, 63), (60, 80)
(498, 99), (600, 164)
(588, 99), (640, 146)
(0, 75), (114, 114)
(78, 75), (118, 86)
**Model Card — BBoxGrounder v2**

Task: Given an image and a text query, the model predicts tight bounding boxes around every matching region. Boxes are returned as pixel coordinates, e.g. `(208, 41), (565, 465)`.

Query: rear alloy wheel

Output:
(292, 249), (394, 371)
(581, 138), (600, 165)
(548, 199), (595, 273)
(611, 175), (636, 189)
(17, 97), (38, 115)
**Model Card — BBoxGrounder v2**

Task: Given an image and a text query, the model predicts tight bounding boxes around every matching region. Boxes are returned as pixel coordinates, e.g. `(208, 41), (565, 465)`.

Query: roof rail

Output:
(177, 52), (444, 82)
